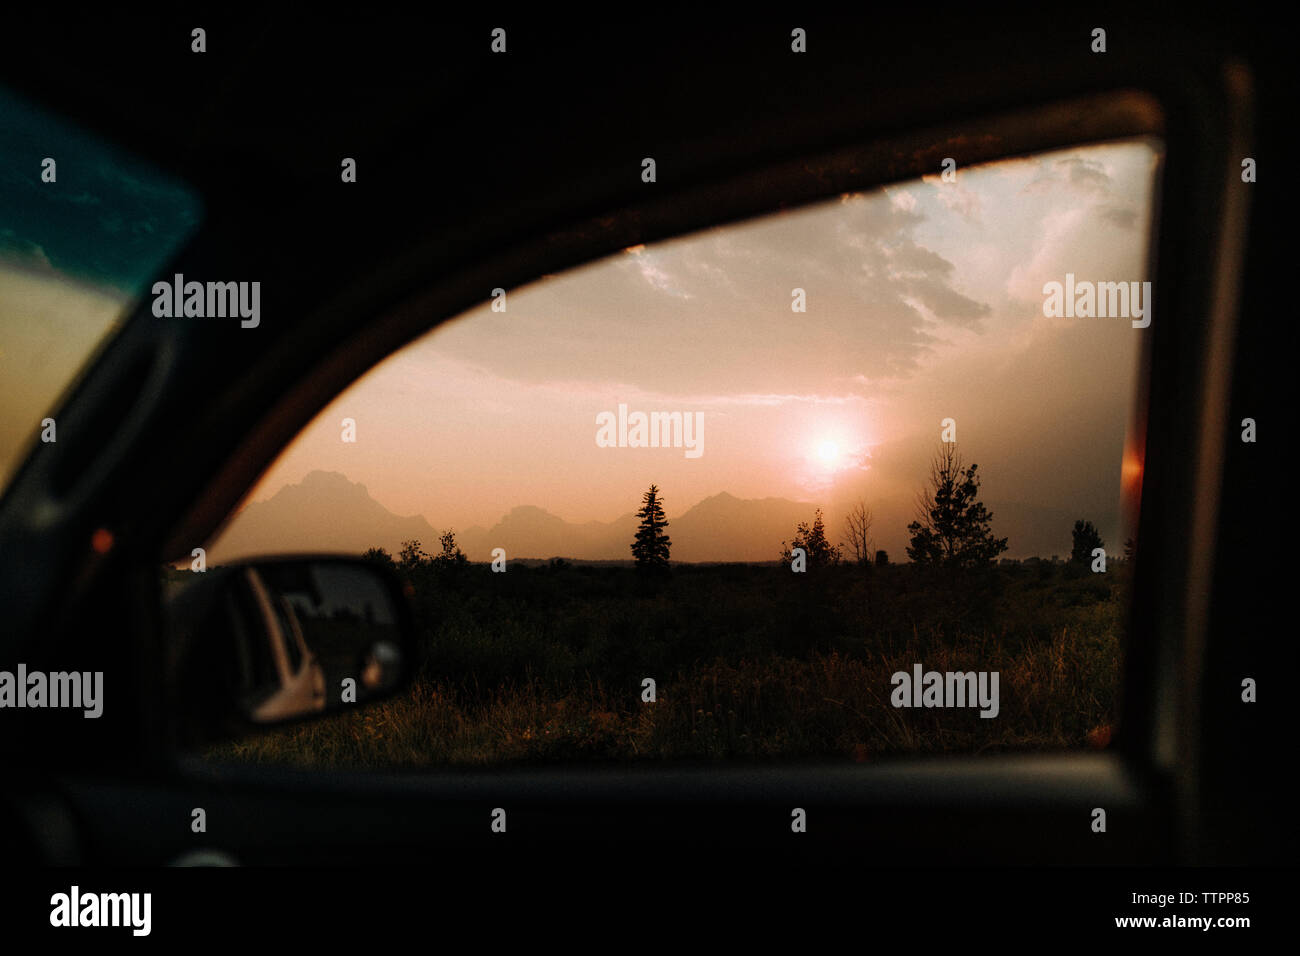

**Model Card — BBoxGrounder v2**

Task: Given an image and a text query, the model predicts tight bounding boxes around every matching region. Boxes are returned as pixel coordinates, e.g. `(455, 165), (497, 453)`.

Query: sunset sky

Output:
(217, 138), (1160, 560)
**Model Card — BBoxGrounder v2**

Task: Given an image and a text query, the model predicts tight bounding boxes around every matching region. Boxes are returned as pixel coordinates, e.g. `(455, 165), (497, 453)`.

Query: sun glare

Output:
(817, 441), (839, 464)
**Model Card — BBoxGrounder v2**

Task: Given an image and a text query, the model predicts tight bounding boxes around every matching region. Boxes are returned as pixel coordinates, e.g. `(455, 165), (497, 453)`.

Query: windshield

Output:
(0, 85), (202, 490)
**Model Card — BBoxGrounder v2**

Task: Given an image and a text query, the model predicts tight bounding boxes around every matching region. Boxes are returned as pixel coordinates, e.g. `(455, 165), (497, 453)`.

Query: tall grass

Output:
(205, 560), (1125, 769)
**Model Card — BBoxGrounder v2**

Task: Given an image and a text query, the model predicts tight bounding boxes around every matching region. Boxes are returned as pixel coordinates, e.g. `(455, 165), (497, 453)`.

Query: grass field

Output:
(202, 556), (1126, 769)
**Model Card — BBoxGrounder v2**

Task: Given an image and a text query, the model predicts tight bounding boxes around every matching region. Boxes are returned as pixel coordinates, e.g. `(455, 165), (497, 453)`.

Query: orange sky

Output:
(210, 139), (1161, 560)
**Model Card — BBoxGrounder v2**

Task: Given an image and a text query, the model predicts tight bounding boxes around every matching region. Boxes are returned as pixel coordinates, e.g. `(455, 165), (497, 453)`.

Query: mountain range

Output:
(207, 470), (820, 564)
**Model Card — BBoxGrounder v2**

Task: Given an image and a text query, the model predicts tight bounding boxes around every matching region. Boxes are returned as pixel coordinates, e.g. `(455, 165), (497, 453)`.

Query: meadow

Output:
(205, 556), (1126, 769)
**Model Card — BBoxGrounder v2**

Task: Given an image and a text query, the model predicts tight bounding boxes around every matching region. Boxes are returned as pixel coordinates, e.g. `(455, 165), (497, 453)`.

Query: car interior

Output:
(0, 11), (1285, 928)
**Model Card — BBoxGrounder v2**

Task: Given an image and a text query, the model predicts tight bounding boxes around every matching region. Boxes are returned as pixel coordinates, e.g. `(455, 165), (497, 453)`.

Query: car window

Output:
(200, 137), (1162, 769)
(0, 85), (202, 492)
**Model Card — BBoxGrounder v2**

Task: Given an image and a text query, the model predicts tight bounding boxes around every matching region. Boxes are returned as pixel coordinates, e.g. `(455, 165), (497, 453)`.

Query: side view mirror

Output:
(165, 555), (415, 748)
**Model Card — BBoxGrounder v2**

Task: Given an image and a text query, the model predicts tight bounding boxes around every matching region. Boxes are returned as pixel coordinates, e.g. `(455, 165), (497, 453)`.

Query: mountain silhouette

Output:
(670, 492), (820, 562)
(208, 470), (438, 563)
(208, 470), (821, 564)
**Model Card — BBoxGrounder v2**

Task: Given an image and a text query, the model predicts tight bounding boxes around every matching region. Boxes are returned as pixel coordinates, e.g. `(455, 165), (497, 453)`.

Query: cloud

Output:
(681, 390), (866, 408)
(921, 175), (983, 222)
(622, 248), (694, 298)
(1095, 204), (1138, 230)
(1025, 156), (1113, 196)
(0, 230), (55, 272)
(418, 145), (1161, 410)
(1019, 155), (1141, 234)
(887, 188), (917, 212)
(1061, 157), (1111, 193)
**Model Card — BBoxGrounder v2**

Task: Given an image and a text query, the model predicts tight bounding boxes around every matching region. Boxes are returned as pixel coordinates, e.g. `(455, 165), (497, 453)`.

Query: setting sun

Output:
(211, 139), (1155, 565)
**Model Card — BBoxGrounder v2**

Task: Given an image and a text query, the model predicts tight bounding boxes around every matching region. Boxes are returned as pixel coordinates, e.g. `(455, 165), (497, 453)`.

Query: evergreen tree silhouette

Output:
(906, 443), (1008, 568)
(632, 484), (672, 572)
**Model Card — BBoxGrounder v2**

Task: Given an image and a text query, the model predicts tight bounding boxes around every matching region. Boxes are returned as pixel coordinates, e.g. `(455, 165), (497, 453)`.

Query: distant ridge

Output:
(208, 470), (820, 564)
(208, 470), (438, 563)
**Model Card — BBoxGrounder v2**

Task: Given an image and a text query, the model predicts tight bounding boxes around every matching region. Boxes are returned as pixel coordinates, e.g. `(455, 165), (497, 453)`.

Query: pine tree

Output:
(1070, 520), (1104, 565)
(906, 444), (1008, 568)
(632, 484), (672, 572)
(780, 508), (843, 569)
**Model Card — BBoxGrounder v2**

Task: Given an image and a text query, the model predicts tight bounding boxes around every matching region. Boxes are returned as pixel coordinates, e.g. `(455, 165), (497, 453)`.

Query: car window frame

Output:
(174, 88), (1178, 758)
(0, 47), (1254, 863)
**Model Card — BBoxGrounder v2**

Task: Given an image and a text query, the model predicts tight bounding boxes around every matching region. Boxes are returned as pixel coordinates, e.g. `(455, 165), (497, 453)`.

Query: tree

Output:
(631, 484), (672, 572)
(398, 539), (430, 572)
(906, 444), (1008, 568)
(431, 529), (469, 572)
(875, 549), (889, 567)
(362, 546), (396, 569)
(842, 500), (875, 567)
(781, 508), (843, 569)
(1070, 520), (1104, 565)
